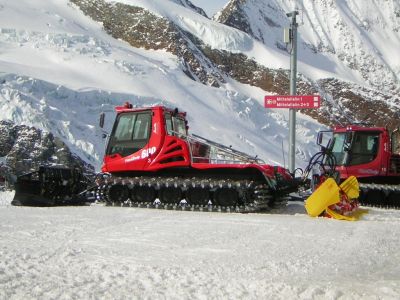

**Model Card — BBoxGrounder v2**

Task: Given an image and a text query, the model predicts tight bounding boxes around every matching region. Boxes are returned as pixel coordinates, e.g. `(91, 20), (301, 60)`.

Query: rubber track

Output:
(88, 176), (288, 213)
(359, 183), (400, 209)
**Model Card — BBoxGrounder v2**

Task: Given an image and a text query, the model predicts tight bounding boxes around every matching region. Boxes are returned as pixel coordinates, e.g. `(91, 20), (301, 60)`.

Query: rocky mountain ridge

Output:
(70, 0), (225, 87)
(214, 0), (400, 126)
(72, 0), (400, 130)
(0, 120), (93, 177)
(172, 0), (208, 17)
(216, 0), (400, 93)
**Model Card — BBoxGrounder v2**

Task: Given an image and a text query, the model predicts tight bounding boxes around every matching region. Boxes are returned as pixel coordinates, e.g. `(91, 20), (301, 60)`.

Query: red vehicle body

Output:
(102, 103), (282, 180)
(326, 125), (400, 206)
(97, 102), (295, 210)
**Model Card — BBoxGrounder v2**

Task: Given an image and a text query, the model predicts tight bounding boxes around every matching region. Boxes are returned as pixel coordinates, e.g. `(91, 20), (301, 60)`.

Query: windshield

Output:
(348, 132), (379, 166)
(331, 133), (347, 165)
(106, 111), (152, 157)
(330, 131), (379, 166)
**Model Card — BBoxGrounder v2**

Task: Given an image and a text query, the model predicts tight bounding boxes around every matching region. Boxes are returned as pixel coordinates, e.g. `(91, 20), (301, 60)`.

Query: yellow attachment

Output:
(305, 178), (340, 217)
(339, 176), (359, 199)
(305, 175), (368, 221)
(327, 176), (364, 221)
(325, 207), (369, 221)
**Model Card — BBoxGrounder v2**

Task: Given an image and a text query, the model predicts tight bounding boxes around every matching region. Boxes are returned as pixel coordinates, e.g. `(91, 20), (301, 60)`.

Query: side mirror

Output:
(317, 132), (323, 145)
(99, 112), (105, 128)
(317, 131), (333, 149)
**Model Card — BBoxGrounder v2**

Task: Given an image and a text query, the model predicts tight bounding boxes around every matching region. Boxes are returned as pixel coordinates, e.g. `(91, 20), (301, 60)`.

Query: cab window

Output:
(174, 117), (187, 136)
(348, 132), (379, 165)
(165, 113), (173, 135)
(107, 111), (152, 157)
(164, 112), (187, 137)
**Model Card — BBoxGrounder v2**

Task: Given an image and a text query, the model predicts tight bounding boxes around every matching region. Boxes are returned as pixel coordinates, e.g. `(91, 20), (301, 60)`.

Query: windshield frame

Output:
(106, 111), (152, 157)
(330, 131), (380, 166)
(330, 132), (348, 166)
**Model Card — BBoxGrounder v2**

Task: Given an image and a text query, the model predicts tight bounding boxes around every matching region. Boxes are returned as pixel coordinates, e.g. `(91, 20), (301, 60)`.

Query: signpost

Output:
(264, 11), (322, 174)
(287, 11), (299, 174)
(264, 94), (320, 173)
(265, 95), (320, 109)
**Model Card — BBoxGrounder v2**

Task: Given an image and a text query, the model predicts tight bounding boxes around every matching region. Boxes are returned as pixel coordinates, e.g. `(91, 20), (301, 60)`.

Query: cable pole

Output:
(287, 11), (298, 174)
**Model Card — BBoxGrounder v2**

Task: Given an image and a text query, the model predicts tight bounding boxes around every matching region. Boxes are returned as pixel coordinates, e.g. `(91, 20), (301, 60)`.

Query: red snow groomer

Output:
(305, 124), (400, 220)
(13, 102), (299, 212)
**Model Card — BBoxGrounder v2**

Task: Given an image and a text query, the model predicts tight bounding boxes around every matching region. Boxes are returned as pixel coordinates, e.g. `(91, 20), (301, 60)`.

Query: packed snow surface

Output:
(0, 191), (399, 299)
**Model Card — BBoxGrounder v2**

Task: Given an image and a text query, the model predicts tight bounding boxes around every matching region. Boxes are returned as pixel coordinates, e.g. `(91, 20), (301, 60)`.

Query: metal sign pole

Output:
(287, 11), (298, 174)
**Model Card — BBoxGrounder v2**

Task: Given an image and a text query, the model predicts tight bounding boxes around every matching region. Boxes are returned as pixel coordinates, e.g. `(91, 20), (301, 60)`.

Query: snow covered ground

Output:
(1, 191), (399, 299)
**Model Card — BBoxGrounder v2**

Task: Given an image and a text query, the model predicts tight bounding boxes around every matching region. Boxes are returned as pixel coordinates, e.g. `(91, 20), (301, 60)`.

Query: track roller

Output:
(107, 184), (130, 203)
(186, 187), (209, 206)
(214, 187), (238, 207)
(132, 186), (156, 203)
(159, 187), (182, 204)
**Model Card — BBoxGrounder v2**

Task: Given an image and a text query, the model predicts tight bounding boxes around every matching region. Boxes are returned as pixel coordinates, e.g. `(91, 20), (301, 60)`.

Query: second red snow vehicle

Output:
(13, 102), (298, 211)
(316, 125), (400, 207)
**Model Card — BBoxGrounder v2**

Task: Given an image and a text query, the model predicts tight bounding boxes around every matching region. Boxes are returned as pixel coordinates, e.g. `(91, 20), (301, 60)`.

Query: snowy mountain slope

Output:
(215, 0), (400, 93)
(209, 0), (399, 129)
(0, 0), (322, 171)
(191, 0), (230, 17)
(98, 0), (399, 129)
(170, 0), (208, 17)
(70, 0), (227, 88)
(1, 0), (398, 174)
(117, 0), (399, 92)
(112, 0), (350, 82)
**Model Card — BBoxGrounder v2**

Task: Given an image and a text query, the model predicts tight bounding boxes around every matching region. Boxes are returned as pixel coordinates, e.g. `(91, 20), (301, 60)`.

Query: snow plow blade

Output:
(12, 166), (90, 206)
(325, 176), (367, 221)
(339, 175), (359, 199)
(325, 207), (368, 221)
(305, 178), (340, 217)
(305, 176), (367, 220)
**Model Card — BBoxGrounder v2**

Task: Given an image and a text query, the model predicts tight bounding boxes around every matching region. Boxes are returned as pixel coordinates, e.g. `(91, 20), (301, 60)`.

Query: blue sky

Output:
(190, 0), (229, 17)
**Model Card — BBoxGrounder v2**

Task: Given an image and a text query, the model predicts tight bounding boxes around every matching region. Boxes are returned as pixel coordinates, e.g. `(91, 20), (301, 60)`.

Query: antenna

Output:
(294, 2), (305, 26)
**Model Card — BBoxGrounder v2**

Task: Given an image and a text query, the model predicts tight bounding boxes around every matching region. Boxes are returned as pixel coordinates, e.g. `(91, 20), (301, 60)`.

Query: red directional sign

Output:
(264, 95), (320, 109)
